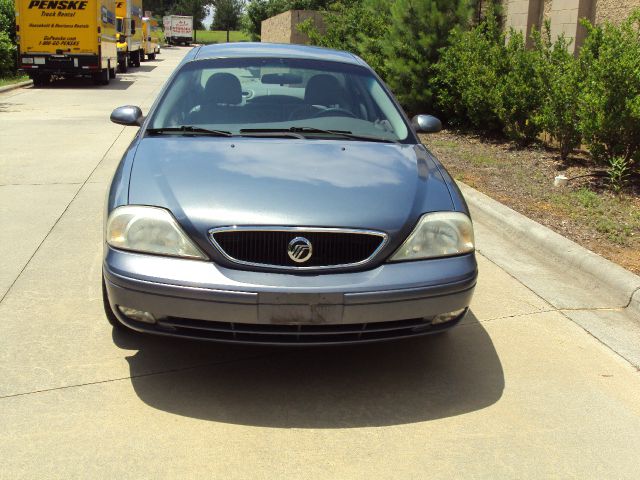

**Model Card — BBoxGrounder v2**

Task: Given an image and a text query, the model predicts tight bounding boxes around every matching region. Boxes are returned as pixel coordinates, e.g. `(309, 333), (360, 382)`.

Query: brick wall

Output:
(260, 10), (325, 44)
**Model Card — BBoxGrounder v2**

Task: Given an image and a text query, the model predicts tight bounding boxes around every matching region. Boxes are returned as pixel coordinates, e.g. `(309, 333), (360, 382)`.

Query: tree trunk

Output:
(226, 29), (230, 43)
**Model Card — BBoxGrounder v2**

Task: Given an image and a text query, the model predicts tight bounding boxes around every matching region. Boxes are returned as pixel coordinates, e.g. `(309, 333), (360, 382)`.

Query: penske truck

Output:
(163, 15), (192, 46)
(141, 16), (159, 60)
(115, 0), (143, 72)
(15, 0), (118, 85)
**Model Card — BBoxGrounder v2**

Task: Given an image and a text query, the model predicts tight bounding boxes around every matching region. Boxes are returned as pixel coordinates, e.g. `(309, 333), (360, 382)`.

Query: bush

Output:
(432, 10), (505, 133)
(578, 12), (640, 172)
(497, 30), (544, 143)
(532, 26), (581, 160)
(0, 30), (15, 77)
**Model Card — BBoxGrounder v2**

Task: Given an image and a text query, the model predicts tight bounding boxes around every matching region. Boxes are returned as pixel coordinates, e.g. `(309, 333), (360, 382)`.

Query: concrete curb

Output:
(458, 181), (640, 316)
(0, 80), (33, 94)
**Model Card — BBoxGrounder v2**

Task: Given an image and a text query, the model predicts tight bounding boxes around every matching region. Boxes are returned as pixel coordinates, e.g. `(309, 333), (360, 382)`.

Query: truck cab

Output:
(142, 17), (160, 61)
(115, 0), (144, 70)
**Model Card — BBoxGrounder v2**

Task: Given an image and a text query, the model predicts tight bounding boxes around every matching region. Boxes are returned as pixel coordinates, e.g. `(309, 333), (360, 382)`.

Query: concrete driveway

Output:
(1, 47), (639, 479)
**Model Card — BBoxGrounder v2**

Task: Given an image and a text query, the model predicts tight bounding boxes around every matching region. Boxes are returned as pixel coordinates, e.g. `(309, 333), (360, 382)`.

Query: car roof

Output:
(190, 42), (367, 67)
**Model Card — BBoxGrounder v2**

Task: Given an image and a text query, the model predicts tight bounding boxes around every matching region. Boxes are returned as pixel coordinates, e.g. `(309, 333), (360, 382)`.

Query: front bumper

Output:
(104, 248), (477, 345)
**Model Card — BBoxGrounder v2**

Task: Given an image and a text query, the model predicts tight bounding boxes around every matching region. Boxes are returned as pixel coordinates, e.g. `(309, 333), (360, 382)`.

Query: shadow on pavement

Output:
(114, 310), (503, 428)
(136, 65), (157, 73)
(34, 76), (134, 90)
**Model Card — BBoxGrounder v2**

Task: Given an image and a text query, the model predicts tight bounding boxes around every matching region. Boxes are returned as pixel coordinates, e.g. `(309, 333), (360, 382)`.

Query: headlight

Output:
(106, 205), (207, 259)
(390, 212), (474, 261)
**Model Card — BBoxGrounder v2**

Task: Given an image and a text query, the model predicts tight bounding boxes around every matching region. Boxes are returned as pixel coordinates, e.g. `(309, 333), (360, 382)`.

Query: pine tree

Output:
(383, 0), (472, 115)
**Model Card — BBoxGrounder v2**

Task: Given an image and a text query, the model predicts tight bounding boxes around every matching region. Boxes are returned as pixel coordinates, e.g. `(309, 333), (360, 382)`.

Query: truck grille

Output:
(209, 227), (387, 270)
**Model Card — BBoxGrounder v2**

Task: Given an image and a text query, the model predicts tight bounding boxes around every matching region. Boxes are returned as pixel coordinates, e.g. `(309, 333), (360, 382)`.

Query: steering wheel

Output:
(311, 107), (358, 119)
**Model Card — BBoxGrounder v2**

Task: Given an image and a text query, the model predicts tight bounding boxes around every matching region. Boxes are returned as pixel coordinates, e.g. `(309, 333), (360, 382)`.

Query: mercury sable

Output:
(103, 43), (477, 344)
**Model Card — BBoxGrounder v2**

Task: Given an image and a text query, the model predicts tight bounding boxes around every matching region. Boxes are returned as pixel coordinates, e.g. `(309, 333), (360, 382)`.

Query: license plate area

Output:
(258, 292), (344, 324)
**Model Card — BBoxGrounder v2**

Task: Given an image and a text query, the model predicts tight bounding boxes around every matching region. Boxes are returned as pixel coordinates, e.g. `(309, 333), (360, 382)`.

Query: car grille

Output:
(154, 317), (446, 345)
(209, 228), (387, 270)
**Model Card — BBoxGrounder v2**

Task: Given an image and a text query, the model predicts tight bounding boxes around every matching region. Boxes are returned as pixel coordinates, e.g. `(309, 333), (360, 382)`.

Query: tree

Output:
(212, 0), (245, 42)
(299, 0), (391, 78)
(0, 0), (16, 77)
(383, 0), (472, 115)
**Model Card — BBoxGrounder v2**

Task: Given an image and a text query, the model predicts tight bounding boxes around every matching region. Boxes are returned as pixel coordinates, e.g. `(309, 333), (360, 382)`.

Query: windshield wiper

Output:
(146, 126), (233, 137)
(238, 128), (305, 139)
(240, 127), (399, 144)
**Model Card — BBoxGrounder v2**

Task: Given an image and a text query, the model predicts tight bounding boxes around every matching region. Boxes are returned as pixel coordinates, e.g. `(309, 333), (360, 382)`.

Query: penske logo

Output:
(28, 1), (88, 9)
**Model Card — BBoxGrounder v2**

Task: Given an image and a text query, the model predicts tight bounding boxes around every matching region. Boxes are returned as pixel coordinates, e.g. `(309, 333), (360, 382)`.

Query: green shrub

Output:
(532, 26), (581, 160)
(0, 30), (15, 77)
(607, 156), (633, 193)
(496, 29), (544, 144)
(0, 0), (15, 42)
(578, 12), (640, 173)
(432, 10), (505, 132)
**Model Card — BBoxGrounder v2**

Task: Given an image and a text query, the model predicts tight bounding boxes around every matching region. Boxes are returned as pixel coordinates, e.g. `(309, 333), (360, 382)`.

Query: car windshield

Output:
(149, 57), (410, 142)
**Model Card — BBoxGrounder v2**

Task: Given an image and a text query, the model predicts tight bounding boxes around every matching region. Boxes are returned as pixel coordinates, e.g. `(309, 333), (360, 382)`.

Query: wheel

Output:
(148, 53), (155, 60)
(109, 66), (116, 79)
(31, 74), (45, 87)
(119, 56), (129, 73)
(93, 67), (110, 85)
(102, 276), (122, 328)
(135, 50), (142, 67)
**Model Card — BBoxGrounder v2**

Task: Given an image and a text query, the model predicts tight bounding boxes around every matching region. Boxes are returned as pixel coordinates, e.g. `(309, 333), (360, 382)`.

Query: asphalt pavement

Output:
(1, 46), (639, 479)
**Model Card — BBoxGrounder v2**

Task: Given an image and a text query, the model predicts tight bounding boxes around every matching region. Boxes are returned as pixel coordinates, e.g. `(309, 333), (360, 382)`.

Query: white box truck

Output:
(163, 15), (193, 46)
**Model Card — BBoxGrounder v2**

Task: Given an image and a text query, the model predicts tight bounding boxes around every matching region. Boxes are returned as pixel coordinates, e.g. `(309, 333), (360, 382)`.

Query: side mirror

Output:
(412, 114), (442, 134)
(110, 105), (144, 126)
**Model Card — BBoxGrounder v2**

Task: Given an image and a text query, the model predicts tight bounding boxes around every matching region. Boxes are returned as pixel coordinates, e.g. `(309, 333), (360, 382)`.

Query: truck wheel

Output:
(118, 57), (128, 73)
(93, 67), (110, 85)
(109, 66), (117, 79)
(31, 74), (45, 87)
(148, 53), (155, 60)
(131, 51), (141, 68)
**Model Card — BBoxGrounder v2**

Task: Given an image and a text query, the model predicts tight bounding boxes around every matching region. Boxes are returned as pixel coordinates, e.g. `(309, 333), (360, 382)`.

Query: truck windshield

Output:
(149, 57), (410, 143)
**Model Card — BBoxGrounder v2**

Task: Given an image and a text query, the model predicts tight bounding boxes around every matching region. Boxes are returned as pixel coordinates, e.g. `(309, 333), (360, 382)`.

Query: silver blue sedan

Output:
(103, 43), (477, 345)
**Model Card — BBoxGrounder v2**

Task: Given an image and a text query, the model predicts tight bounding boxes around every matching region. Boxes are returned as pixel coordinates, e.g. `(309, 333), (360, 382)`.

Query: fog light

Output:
(118, 306), (156, 324)
(431, 308), (467, 325)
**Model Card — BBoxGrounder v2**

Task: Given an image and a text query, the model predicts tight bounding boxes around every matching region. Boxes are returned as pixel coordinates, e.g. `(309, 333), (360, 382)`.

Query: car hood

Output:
(128, 137), (454, 251)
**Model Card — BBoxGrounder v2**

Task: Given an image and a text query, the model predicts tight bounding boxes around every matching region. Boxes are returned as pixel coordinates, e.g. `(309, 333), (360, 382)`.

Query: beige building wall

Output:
(504, 0), (640, 52)
(260, 10), (325, 44)
(549, 0), (593, 53)
(504, 0), (544, 45)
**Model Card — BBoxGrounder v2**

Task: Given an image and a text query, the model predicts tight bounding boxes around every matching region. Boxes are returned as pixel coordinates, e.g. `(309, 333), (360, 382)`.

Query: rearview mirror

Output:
(412, 114), (442, 134)
(261, 73), (303, 85)
(110, 105), (144, 126)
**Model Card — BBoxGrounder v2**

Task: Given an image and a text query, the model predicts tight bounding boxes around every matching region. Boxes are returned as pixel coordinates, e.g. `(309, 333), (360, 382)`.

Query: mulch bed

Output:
(420, 130), (640, 275)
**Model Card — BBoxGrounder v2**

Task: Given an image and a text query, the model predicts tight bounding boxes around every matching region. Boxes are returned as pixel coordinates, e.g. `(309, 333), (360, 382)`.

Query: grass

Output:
(0, 74), (29, 88)
(195, 30), (250, 44)
(424, 131), (640, 274)
(550, 188), (639, 245)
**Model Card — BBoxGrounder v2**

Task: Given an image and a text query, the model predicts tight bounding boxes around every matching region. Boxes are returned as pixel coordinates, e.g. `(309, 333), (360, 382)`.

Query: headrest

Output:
(304, 74), (347, 106)
(204, 73), (242, 105)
